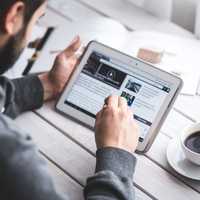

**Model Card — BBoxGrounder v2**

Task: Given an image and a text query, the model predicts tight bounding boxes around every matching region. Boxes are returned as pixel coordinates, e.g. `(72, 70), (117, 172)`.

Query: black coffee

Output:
(185, 132), (200, 154)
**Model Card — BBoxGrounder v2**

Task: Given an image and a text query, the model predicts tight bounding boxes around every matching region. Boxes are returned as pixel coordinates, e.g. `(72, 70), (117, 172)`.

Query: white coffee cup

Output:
(180, 123), (200, 166)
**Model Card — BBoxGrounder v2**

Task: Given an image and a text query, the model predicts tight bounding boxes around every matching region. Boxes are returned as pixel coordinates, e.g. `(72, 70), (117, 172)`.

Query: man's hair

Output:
(0, 0), (45, 30)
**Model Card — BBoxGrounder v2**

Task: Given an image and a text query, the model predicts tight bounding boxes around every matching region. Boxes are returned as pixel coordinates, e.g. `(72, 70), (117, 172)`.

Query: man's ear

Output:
(4, 2), (25, 35)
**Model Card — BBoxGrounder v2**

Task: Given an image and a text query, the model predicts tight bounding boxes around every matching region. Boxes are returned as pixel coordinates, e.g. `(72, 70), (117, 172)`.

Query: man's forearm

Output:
(84, 148), (136, 200)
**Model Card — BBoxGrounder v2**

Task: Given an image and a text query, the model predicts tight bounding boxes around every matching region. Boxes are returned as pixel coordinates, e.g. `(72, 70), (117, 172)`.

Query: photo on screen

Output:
(97, 64), (126, 88)
(82, 52), (127, 89)
(125, 80), (142, 93)
(121, 91), (135, 106)
(83, 52), (103, 75)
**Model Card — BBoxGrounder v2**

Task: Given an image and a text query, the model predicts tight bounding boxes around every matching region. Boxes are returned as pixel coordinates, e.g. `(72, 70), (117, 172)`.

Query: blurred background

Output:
(129, 0), (200, 38)
(6, 0), (200, 96)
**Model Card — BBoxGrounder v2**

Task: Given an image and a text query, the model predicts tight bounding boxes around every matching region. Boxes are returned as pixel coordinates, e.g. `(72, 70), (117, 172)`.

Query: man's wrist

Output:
(38, 73), (58, 101)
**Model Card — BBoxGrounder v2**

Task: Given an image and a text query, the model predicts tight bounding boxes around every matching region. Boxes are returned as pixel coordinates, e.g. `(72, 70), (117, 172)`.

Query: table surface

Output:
(14, 1), (200, 199)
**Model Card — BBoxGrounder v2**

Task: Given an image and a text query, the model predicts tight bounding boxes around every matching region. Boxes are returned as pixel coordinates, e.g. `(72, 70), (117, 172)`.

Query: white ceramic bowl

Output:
(180, 123), (200, 166)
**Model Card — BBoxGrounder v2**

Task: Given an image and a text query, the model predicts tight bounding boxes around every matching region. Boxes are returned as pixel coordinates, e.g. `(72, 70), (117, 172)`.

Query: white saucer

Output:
(167, 137), (200, 181)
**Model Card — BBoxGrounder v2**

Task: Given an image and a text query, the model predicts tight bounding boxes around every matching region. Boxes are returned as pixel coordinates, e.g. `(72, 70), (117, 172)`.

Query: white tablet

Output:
(56, 41), (183, 153)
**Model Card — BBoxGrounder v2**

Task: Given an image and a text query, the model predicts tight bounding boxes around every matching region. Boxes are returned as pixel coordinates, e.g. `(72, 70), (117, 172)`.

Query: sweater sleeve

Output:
(84, 147), (136, 200)
(0, 75), (44, 119)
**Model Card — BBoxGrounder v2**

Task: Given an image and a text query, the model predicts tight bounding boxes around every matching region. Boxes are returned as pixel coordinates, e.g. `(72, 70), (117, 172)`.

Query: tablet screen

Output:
(65, 51), (172, 141)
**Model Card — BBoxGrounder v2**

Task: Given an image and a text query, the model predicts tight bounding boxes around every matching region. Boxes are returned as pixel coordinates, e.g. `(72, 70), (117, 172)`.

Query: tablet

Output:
(56, 41), (183, 153)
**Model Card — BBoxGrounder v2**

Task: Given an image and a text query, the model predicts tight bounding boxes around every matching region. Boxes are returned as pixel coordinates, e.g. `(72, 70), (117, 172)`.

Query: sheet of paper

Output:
(30, 17), (130, 74)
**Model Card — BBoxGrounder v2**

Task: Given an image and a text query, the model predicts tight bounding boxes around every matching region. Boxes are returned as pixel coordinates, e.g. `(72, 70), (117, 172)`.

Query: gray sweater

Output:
(0, 75), (136, 200)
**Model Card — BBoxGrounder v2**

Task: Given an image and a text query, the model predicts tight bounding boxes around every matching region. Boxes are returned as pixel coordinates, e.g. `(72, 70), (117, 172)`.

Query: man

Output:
(0, 0), (139, 199)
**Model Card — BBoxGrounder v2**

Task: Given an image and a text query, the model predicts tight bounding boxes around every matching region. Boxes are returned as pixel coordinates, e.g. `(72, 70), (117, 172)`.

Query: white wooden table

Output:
(14, 1), (200, 199)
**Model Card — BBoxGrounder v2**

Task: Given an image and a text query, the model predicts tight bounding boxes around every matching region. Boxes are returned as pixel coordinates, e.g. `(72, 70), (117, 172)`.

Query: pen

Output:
(50, 46), (86, 57)
(50, 50), (62, 54)
(23, 27), (55, 75)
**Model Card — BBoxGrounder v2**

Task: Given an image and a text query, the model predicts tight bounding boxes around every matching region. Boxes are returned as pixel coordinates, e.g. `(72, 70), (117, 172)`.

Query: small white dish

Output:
(167, 137), (200, 181)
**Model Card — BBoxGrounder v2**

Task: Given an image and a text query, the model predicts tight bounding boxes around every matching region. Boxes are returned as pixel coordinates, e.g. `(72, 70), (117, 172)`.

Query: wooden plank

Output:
(74, 0), (195, 38)
(161, 109), (194, 138)
(33, 102), (200, 200)
(15, 112), (152, 200)
(174, 95), (200, 122)
(147, 109), (200, 191)
(47, 155), (154, 200)
(135, 189), (153, 200)
(16, 113), (95, 186)
(147, 133), (200, 192)
(44, 158), (83, 199)
(43, 156), (152, 200)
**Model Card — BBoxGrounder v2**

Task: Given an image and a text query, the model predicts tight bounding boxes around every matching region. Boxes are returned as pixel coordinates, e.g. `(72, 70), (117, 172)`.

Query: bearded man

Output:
(0, 1), (139, 199)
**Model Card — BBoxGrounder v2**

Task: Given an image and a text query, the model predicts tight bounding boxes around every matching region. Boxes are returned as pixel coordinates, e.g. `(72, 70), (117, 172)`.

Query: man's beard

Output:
(0, 28), (26, 74)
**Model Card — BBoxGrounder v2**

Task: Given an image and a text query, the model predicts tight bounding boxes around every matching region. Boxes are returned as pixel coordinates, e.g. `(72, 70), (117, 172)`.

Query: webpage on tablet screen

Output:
(65, 52), (171, 141)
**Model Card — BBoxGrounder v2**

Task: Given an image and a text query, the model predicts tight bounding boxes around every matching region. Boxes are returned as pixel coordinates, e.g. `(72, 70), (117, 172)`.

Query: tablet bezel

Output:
(56, 41), (183, 153)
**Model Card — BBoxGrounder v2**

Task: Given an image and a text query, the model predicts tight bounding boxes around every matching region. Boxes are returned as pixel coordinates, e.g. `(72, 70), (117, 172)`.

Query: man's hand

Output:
(95, 95), (139, 153)
(39, 36), (81, 101)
